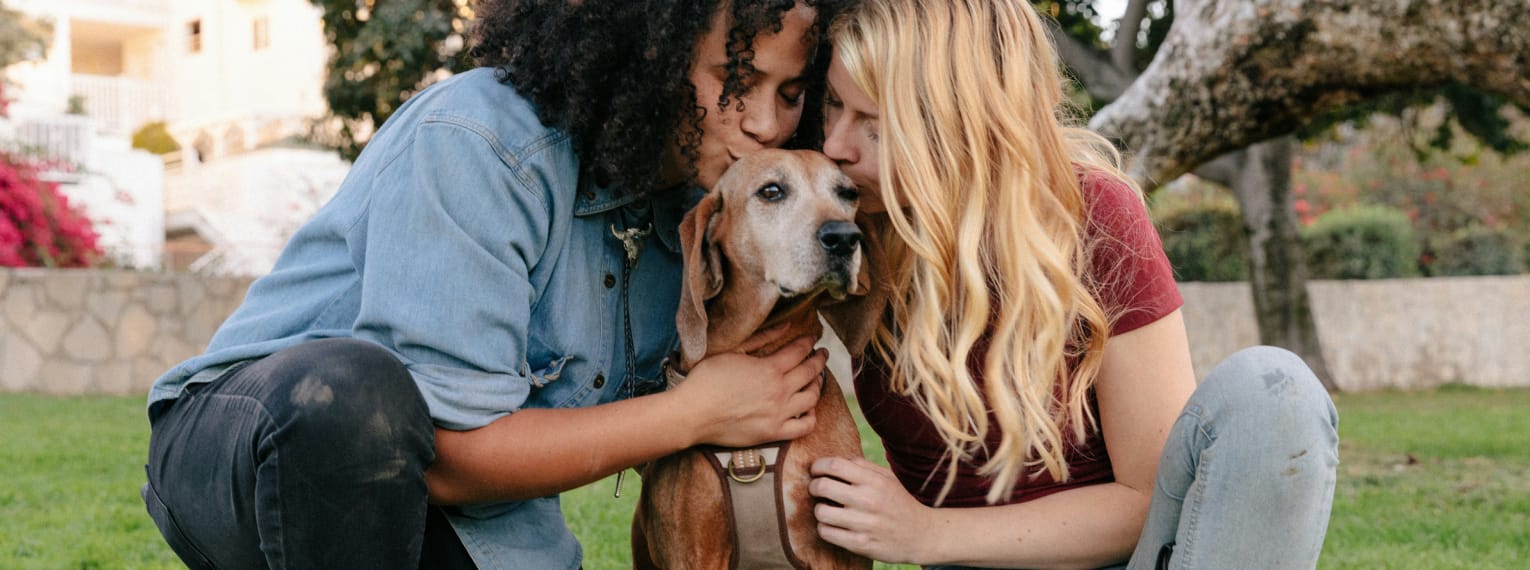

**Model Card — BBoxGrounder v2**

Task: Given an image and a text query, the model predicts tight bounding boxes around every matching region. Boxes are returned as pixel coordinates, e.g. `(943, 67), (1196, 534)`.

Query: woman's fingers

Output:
(736, 323), (791, 354)
(810, 456), (873, 482)
(764, 335), (817, 370)
(682, 335), (827, 446)
(815, 523), (860, 551)
(812, 501), (863, 529)
(791, 348), (827, 388)
(808, 469), (860, 504)
(777, 411), (817, 440)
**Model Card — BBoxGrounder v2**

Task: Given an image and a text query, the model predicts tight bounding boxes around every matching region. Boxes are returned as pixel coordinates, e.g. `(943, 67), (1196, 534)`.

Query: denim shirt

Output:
(148, 68), (691, 568)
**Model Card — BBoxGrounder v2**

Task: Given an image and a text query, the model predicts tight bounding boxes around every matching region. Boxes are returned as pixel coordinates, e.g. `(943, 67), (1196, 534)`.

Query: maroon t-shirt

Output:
(854, 173), (1183, 508)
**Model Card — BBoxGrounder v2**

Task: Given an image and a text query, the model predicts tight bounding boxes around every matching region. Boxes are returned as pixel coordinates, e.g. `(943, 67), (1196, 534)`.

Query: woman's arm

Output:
(428, 336), (831, 505)
(357, 122), (830, 506)
(810, 309), (1196, 568)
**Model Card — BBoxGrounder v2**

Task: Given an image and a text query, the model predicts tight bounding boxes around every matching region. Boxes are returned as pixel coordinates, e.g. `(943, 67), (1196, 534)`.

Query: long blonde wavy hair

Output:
(832, 0), (1139, 505)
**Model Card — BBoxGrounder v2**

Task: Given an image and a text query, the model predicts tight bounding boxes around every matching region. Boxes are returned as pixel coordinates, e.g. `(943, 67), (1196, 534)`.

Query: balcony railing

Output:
(11, 114), (94, 181)
(70, 0), (172, 15)
(70, 74), (167, 136)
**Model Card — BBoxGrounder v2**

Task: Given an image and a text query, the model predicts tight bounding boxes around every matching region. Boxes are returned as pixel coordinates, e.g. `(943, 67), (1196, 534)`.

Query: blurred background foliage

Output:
(1151, 114), (1530, 281)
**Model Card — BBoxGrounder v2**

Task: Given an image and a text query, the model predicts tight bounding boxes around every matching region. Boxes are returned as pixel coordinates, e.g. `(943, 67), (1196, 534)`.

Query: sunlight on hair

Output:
(832, 0), (1142, 505)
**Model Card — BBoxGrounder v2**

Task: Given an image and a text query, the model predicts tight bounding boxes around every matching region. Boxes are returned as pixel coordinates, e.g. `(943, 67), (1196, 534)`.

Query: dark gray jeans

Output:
(142, 338), (475, 569)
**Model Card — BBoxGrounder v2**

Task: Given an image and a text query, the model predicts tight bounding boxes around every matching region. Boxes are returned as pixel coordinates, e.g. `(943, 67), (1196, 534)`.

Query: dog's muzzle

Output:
(816, 221), (862, 258)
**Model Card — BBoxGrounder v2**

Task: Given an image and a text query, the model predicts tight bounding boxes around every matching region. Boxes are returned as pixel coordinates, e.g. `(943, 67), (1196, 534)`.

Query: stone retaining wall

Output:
(1180, 275), (1530, 392)
(3, 269), (1527, 395)
(1, 268), (251, 395)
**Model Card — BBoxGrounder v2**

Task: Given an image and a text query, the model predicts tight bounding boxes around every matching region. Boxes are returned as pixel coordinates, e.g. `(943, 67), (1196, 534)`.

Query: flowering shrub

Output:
(1293, 117), (1530, 277)
(0, 153), (101, 267)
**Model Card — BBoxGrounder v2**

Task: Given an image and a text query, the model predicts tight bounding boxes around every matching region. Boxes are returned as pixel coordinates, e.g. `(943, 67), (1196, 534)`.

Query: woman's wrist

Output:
(907, 505), (950, 566)
(655, 380), (712, 448)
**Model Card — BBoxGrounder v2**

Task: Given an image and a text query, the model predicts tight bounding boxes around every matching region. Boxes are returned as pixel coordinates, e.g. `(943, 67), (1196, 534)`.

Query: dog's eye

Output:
(756, 184), (786, 202)
(836, 186), (859, 203)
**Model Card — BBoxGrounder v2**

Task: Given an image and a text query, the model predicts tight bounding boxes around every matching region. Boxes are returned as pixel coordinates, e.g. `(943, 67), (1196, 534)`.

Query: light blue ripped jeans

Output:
(929, 346), (1340, 570)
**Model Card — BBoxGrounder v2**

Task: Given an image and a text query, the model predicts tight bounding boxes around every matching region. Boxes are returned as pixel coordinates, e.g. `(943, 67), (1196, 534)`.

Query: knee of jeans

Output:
(267, 338), (432, 444)
(1197, 346), (1337, 433)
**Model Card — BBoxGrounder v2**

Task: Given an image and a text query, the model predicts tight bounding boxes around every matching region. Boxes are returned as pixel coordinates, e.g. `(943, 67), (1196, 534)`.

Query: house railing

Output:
(71, 0), (172, 15)
(70, 74), (167, 136)
(11, 114), (94, 181)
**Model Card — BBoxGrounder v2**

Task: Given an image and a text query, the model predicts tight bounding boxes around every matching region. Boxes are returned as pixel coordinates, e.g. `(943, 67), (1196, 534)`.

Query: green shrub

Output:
(1427, 225), (1524, 276)
(131, 122), (181, 155)
(1155, 205), (1248, 282)
(1302, 205), (1420, 279)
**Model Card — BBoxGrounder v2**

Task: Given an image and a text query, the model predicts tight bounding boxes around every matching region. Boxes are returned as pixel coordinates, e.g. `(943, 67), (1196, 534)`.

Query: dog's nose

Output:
(817, 221), (862, 256)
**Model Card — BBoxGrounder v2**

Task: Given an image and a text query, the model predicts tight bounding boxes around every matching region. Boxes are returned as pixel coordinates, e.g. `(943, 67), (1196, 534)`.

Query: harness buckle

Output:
(727, 449), (768, 483)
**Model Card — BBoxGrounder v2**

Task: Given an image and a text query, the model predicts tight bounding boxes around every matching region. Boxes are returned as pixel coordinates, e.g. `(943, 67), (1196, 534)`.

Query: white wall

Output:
(59, 141), (166, 269)
(164, 146), (350, 276)
(166, 0), (327, 139)
(1180, 277), (1530, 391)
(6, 0), (327, 141)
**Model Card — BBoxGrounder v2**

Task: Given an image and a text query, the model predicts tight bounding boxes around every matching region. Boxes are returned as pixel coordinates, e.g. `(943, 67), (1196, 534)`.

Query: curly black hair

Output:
(471, 0), (851, 197)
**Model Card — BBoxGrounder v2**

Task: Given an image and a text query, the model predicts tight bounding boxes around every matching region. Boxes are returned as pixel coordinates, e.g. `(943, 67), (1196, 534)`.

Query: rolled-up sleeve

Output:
(353, 119), (556, 430)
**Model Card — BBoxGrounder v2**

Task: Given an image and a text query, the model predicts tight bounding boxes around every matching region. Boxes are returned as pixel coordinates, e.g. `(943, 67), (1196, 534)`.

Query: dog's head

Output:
(677, 149), (869, 363)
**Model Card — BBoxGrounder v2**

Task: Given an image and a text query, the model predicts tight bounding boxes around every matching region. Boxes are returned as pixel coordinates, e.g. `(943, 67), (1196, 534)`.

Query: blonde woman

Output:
(807, 1), (1339, 568)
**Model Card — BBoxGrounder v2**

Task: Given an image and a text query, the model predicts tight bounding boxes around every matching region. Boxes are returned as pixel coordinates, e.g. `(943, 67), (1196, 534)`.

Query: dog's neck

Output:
(677, 283), (827, 372)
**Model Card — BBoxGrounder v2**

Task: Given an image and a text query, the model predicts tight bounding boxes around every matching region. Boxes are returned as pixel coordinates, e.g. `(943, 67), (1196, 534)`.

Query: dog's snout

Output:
(817, 221), (862, 256)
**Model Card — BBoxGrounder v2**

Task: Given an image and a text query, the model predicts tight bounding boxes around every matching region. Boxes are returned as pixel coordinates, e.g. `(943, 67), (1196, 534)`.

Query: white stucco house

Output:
(3, 0), (349, 275)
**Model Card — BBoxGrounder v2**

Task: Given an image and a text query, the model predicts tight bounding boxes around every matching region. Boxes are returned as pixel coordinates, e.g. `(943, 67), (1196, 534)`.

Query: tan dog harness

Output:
(664, 358), (809, 569)
(701, 443), (808, 569)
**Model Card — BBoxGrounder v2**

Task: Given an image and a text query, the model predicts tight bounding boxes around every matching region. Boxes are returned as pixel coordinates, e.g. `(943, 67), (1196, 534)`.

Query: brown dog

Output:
(632, 149), (878, 569)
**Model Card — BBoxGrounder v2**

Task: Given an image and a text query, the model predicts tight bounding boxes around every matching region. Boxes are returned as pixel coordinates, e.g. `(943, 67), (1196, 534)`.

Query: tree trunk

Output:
(1229, 136), (1335, 391)
(1048, 5), (1337, 387)
(1090, 0), (1530, 186)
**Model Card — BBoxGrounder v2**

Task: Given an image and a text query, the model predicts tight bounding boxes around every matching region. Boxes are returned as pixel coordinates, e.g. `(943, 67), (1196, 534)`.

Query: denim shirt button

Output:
(593, 373), (606, 389)
(604, 273), (616, 289)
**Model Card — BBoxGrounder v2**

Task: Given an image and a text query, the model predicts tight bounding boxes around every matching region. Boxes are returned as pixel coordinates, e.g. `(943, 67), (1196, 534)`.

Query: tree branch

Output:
(1110, 0), (1151, 73)
(1045, 18), (1134, 103)
(1089, 0), (1530, 187)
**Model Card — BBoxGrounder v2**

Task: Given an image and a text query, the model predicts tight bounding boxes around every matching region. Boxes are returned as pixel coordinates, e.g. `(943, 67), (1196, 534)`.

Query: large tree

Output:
(309, 0), (474, 160)
(1046, 0), (1333, 387)
(1090, 0), (1530, 184)
(1053, 0), (1530, 390)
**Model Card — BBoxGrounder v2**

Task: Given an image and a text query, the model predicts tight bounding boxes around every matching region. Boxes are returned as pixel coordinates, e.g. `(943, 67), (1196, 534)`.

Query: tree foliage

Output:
(1045, 1), (1527, 164)
(1034, 1), (1107, 48)
(0, 0), (50, 116)
(0, 1), (47, 71)
(1301, 84), (1530, 159)
(309, 0), (475, 160)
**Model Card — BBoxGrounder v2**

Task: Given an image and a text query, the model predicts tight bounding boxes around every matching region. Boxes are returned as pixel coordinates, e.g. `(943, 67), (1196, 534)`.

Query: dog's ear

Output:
(820, 213), (891, 356)
(677, 191), (725, 366)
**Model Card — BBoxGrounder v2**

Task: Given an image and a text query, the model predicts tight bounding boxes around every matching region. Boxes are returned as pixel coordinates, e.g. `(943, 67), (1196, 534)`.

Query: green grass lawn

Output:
(3, 386), (1527, 569)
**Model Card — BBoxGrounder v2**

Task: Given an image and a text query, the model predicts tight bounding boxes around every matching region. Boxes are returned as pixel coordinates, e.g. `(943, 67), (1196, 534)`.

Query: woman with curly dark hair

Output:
(141, 1), (850, 567)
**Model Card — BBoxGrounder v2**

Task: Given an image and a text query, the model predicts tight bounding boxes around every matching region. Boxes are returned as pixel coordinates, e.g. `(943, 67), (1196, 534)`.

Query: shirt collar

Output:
(574, 178), (705, 255)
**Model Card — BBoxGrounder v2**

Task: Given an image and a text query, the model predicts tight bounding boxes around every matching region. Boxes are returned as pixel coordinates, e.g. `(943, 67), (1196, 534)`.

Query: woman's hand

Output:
(672, 328), (827, 448)
(809, 457), (939, 565)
